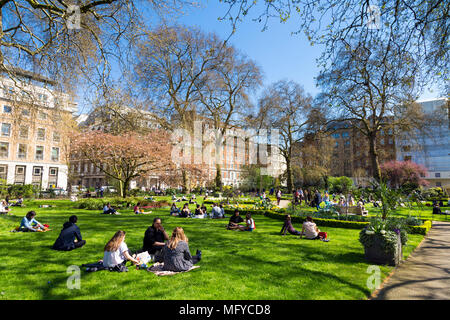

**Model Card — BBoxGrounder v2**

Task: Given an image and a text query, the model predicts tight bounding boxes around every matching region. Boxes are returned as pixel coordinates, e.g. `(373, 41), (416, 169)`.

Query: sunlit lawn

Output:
(0, 199), (424, 300)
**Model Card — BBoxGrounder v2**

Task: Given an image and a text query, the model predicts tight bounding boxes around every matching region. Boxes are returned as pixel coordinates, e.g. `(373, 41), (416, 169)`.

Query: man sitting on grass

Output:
(143, 218), (169, 262)
(227, 209), (244, 230)
(52, 215), (86, 251)
(103, 203), (120, 215)
(211, 203), (223, 219)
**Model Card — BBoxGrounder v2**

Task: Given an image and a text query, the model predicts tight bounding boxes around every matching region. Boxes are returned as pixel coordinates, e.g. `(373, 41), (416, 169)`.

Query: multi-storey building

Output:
(396, 98), (450, 191)
(328, 121), (397, 184)
(0, 70), (77, 189)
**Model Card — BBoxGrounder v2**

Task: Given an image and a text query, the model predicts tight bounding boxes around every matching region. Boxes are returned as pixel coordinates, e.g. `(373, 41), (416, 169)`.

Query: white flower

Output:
(365, 230), (375, 235)
(380, 230), (386, 235)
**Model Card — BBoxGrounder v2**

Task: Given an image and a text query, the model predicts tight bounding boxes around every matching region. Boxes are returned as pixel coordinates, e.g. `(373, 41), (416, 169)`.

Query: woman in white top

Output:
(239, 213), (255, 232)
(301, 216), (328, 241)
(103, 230), (140, 268)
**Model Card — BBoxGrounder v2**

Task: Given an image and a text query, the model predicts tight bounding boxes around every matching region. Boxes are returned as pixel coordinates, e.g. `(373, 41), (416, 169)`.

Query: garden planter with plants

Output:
(360, 229), (403, 266)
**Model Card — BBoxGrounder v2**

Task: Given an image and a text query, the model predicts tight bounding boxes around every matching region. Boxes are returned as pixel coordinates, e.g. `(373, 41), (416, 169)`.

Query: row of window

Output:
(2, 104), (50, 119)
(0, 164), (59, 188)
(1, 123), (60, 142)
(0, 142), (60, 161)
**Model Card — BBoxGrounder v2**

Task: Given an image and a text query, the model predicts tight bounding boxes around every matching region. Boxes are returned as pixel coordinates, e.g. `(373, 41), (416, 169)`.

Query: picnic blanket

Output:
(147, 262), (200, 276)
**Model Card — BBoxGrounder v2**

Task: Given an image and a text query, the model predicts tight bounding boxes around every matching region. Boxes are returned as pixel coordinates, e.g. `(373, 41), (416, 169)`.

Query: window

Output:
(380, 139), (385, 145)
(19, 126), (28, 139)
(37, 128), (45, 141)
(435, 173), (441, 178)
(33, 167), (42, 175)
(51, 147), (59, 161)
(0, 142), (9, 158)
(345, 140), (350, 146)
(0, 165), (7, 180)
(16, 166), (25, 175)
(39, 94), (48, 102)
(3, 105), (12, 113)
(1, 123), (11, 137)
(335, 141), (339, 147)
(49, 168), (58, 176)
(22, 109), (30, 117)
(436, 182), (442, 187)
(342, 132), (349, 138)
(332, 133), (340, 139)
(35, 146), (44, 160)
(17, 144), (27, 159)
(388, 138), (393, 144)
(38, 111), (47, 120)
(53, 132), (60, 142)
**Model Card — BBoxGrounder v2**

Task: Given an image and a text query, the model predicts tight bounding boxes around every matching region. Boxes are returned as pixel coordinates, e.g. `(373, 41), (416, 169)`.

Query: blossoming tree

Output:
(71, 130), (173, 197)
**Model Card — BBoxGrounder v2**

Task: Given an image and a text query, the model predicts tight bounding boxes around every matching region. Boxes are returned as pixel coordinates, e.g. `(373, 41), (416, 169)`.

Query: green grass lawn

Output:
(0, 200), (424, 300)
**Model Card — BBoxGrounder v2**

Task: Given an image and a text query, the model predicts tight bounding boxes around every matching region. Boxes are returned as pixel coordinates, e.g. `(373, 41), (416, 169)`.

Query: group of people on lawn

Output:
(170, 202), (226, 219)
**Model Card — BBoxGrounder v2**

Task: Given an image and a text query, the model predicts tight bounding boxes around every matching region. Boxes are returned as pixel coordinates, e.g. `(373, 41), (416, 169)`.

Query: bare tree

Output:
(257, 80), (312, 193)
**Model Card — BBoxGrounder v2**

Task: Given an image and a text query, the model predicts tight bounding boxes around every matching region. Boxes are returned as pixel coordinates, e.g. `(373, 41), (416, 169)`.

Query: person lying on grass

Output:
(52, 215), (86, 251)
(103, 203), (120, 215)
(18, 211), (48, 232)
(280, 214), (302, 236)
(134, 202), (151, 215)
(300, 216), (329, 241)
(103, 230), (140, 268)
(143, 218), (169, 262)
(170, 203), (180, 216)
(162, 227), (202, 272)
(227, 209), (244, 230)
(179, 203), (191, 218)
(239, 213), (255, 232)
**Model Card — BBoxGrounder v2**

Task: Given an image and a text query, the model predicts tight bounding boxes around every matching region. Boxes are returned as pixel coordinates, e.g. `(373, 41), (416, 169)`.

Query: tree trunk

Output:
(286, 158), (293, 193)
(215, 164), (222, 191)
(368, 133), (381, 181)
(182, 169), (189, 194)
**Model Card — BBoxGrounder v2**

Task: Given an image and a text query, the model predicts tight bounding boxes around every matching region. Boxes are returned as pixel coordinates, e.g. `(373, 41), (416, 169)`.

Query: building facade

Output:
(329, 121), (397, 184)
(396, 98), (450, 191)
(0, 71), (77, 190)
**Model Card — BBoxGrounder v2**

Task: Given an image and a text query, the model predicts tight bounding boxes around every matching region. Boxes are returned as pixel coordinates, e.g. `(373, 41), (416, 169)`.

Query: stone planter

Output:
(363, 233), (402, 266)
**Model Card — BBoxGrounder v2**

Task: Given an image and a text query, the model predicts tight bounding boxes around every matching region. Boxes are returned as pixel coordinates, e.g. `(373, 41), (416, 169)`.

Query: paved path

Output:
(275, 200), (291, 209)
(372, 221), (450, 300)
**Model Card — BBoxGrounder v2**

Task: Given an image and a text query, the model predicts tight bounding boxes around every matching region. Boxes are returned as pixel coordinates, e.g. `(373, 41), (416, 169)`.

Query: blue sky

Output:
(77, 1), (441, 114)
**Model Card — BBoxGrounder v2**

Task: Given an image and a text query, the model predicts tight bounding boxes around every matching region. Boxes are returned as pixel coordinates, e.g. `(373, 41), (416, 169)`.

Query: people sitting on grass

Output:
(172, 195), (179, 202)
(181, 195), (187, 202)
(210, 203), (223, 219)
(433, 202), (442, 215)
(103, 230), (140, 269)
(219, 204), (226, 218)
(134, 202), (151, 215)
(19, 211), (46, 232)
(143, 218), (169, 262)
(170, 203), (180, 216)
(162, 227), (202, 272)
(179, 203), (191, 218)
(103, 203), (120, 215)
(239, 213), (255, 232)
(280, 214), (302, 236)
(192, 204), (206, 219)
(11, 195), (24, 207)
(301, 216), (329, 241)
(201, 204), (207, 215)
(0, 200), (11, 214)
(52, 215), (86, 251)
(227, 209), (244, 230)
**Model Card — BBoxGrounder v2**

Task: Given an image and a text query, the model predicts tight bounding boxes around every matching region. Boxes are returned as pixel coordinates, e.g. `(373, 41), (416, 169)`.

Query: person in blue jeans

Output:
(314, 190), (322, 210)
(19, 211), (45, 232)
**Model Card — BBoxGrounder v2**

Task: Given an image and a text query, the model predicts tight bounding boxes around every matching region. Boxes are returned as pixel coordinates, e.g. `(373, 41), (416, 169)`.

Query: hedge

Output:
(225, 208), (432, 235)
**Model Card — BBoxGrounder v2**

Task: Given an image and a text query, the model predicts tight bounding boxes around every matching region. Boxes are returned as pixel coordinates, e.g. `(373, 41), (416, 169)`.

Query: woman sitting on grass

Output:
(192, 204), (205, 219)
(134, 202), (151, 215)
(0, 200), (11, 214)
(280, 214), (302, 236)
(103, 230), (140, 269)
(301, 216), (329, 241)
(179, 203), (191, 218)
(162, 227), (202, 272)
(239, 213), (255, 232)
(19, 211), (46, 232)
(170, 203), (180, 216)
